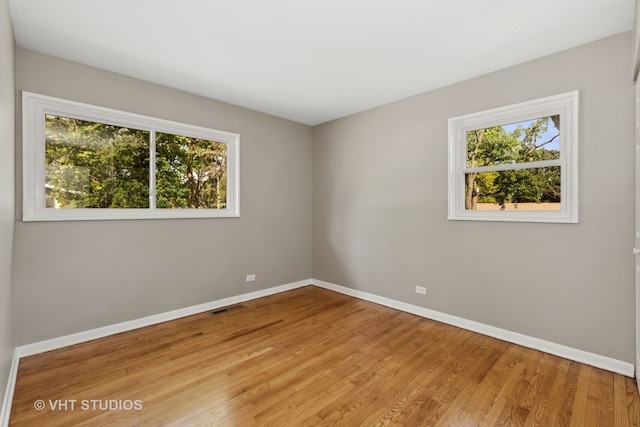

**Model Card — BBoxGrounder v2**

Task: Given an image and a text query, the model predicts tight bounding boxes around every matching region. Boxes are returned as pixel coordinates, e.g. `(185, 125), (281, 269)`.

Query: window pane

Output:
(464, 167), (561, 211)
(466, 116), (560, 168)
(45, 115), (150, 209)
(155, 132), (227, 209)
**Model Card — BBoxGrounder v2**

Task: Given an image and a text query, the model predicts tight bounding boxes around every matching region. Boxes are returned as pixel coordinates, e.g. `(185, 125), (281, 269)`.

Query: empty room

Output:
(2, 0), (640, 425)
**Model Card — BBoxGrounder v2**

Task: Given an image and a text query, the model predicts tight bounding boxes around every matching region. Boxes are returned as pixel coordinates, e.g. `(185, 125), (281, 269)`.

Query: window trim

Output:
(22, 91), (240, 221)
(447, 91), (579, 223)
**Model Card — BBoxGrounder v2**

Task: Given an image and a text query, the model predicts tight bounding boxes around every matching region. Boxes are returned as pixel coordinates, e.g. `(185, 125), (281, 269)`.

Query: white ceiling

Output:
(8, 0), (637, 125)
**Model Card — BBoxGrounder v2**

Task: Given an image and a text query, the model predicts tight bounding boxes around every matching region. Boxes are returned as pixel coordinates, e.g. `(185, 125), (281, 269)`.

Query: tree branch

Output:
(526, 133), (559, 154)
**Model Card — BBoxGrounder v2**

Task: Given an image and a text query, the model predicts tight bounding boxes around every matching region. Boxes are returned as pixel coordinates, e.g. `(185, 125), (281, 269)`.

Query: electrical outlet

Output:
(415, 286), (426, 295)
(246, 274), (256, 282)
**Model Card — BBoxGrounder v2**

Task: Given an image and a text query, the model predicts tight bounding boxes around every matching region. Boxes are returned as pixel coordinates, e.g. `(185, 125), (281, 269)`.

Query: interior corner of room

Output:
(2, 0), (640, 425)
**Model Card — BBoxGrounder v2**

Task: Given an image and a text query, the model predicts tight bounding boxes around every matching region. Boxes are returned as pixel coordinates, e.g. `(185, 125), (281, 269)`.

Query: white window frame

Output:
(23, 91), (240, 221)
(447, 91), (579, 223)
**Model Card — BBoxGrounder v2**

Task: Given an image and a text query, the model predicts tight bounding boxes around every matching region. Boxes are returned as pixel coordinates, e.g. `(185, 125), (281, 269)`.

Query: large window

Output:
(448, 91), (578, 223)
(23, 92), (239, 221)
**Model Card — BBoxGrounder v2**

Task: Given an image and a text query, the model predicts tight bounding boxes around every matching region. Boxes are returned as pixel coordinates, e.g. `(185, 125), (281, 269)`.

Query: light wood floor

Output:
(9, 285), (640, 426)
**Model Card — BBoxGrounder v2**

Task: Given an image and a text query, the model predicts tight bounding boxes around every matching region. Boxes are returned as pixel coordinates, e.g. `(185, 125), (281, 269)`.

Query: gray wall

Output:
(313, 32), (635, 362)
(0, 0), (15, 410)
(9, 28), (636, 365)
(14, 49), (313, 345)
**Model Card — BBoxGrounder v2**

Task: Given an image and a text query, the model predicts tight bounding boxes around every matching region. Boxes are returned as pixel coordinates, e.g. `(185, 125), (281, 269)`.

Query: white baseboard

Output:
(0, 280), (309, 425)
(17, 279), (310, 358)
(0, 349), (20, 427)
(311, 279), (635, 377)
(2, 276), (634, 426)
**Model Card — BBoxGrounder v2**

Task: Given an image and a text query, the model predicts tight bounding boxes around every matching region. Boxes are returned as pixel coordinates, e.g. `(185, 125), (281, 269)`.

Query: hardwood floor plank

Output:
(493, 349), (543, 425)
(476, 348), (530, 425)
(571, 366), (591, 427)
(599, 368), (616, 426)
(532, 357), (568, 426)
(614, 374), (632, 427)
(554, 361), (582, 426)
(521, 353), (561, 427)
(8, 286), (640, 426)
(626, 377), (640, 427)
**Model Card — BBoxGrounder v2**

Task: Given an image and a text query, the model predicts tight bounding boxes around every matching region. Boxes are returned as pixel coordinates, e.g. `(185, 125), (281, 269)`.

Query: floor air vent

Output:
(210, 304), (244, 316)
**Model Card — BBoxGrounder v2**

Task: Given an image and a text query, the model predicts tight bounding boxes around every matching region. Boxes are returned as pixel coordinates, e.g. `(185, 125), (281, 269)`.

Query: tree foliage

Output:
(465, 116), (560, 210)
(156, 132), (227, 209)
(45, 116), (227, 210)
(45, 116), (150, 208)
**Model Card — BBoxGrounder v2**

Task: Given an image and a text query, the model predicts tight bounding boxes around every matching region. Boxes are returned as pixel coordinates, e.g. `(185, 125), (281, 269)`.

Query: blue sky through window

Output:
(503, 118), (559, 151)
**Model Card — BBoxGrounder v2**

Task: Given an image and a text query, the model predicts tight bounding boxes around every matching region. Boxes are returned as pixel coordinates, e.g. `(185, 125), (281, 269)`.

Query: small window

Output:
(448, 91), (578, 223)
(23, 92), (239, 221)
